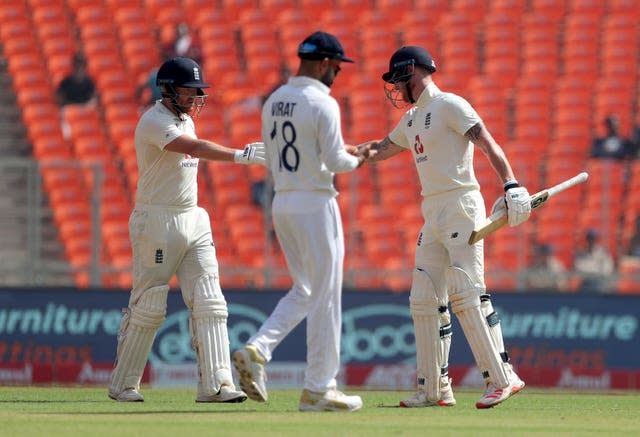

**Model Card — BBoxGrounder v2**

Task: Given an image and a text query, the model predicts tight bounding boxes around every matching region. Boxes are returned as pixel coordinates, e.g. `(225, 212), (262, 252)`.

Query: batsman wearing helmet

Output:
(361, 46), (530, 408)
(108, 57), (265, 403)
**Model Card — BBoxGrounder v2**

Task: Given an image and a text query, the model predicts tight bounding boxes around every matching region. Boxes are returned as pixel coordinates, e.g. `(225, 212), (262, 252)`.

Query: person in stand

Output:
(360, 46), (529, 409)
(162, 22), (203, 65)
(628, 216), (640, 257)
(55, 53), (98, 140)
(518, 243), (568, 292)
(107, 57), (265, 403)
(590, 114), (633, 160)
(232, 31), (373, 412)
(573, 228), (615, 292)
(55, 53), (97, 107)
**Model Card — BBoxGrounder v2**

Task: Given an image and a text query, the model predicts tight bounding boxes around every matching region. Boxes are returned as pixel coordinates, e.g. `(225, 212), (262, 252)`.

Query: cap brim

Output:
(338, 55), (354, 63)
(381, 71), (393, 82)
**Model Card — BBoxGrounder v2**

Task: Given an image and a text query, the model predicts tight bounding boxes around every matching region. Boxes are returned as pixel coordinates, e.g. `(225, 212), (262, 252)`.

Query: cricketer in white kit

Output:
(108, 57), (265, 403)
(232, 31), (373, 412)
(363, 46), (530, 409)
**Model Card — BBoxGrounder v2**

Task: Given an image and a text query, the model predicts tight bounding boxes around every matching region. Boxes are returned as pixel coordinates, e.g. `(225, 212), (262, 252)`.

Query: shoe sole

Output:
(195, 393), (248, 403)
(232, 351), (268, 402)
(108, 393), (144, 402)
(299, 403), (362, 412)
(399, 400), (456, 408)
(475, 382), (525, 409)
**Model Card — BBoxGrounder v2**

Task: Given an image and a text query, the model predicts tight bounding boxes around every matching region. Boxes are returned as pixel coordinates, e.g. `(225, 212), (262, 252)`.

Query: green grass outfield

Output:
(1, 386), (638, 437)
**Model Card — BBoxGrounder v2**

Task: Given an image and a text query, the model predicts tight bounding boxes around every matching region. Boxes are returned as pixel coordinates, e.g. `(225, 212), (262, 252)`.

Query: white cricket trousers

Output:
(250, 191), (344, 393)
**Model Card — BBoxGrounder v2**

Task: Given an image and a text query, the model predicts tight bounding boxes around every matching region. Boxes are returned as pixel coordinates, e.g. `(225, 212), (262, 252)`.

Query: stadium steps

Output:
(0, 49), (70, 286)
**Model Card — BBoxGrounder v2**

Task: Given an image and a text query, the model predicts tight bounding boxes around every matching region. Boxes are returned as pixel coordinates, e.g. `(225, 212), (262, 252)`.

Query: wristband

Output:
(503, 180), (519, 192)
(233, 149), (243, 163)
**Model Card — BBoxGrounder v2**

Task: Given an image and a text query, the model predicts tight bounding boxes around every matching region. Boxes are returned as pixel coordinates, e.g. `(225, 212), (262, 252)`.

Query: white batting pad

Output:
(411, 303), (442, 402)
(109, 284), (169, 395)
(480, 294), (506, 361)
(409, 269), (451, 401)
(447, 267), (509, 387)
(190, 275), (233, 396)
(455, 307), (509, 387)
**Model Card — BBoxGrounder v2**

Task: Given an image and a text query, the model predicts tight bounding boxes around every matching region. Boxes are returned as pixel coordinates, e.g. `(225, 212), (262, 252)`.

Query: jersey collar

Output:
(289, 76), (331, 95)
(415, 82), (441, 107)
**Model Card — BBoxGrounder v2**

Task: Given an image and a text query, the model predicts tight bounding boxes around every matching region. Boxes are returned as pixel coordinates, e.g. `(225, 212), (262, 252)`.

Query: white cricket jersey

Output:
(389, 82), (482, 198)
(134, 101), (199, 207)
(261, 76), (359, 196)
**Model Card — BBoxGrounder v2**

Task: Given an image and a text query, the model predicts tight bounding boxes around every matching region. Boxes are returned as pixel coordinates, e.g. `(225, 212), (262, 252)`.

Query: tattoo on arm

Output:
(465, 123), (482, 141)
(373, 137), (392, 151)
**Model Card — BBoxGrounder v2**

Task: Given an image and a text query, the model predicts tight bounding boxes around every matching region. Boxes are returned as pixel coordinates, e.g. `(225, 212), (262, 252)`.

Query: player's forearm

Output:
(187, 139), (237, 162)
(363, 137), (403, 161)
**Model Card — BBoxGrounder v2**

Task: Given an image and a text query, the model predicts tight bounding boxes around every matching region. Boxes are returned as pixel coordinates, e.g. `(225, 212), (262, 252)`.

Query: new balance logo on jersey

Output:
(425, 112), (431, 129)
(451, 232), (458, 239)
(407, 119), (413, 127)
(155, 249), (164, 264)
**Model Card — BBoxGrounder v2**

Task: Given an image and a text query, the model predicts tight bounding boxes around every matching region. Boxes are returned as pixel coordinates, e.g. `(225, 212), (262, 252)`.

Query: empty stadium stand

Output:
(1, 0), (638, 292)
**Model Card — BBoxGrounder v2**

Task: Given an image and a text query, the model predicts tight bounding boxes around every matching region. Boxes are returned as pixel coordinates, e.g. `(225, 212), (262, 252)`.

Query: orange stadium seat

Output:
(567, 0), (604, 15)
(607, 0), (640, 14)
(334, 0), (374, 18)
(0, 18), (31, 41)
(298, 0), (326, 16)
(33, 136), (73, 160)
(3, 34), (39, 60)
(144, 0), (182, 20)
(22, 102), (60, 129)
(40, 165), (86, 193)
(48, 182), (88, 209)
(74, 4), (111, 25)
(27, 118), (64, 146)
(35, 21), (73, 45)
(220, 0), (259, 22)
(31, 3), (66, 24)
(0, 3), (26, 22)
(529, 0), (567, 21)
(382, 256), (413, 293)
(53, 198), (92, 228)
(260, 0), (298, 14)
(78, 20), (114, 42)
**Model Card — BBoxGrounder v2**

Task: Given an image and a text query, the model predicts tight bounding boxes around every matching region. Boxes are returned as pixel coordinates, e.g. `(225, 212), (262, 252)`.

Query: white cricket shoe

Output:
(399, 378), (456, 408)
(232, 345), (268, 402)
(298, 388), (363, 412)
(196, 384), (247, 403)
(108, 388), (144, 402)
(476, 375), (525, 409)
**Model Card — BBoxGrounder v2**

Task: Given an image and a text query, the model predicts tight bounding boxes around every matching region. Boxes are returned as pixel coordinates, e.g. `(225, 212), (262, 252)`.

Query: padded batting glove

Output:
(235, 142), (266, 166)
(504, 186), (531, 226)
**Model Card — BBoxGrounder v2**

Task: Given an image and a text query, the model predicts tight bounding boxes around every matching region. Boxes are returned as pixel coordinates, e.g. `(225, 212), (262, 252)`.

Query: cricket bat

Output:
(468, 172), (589, 245)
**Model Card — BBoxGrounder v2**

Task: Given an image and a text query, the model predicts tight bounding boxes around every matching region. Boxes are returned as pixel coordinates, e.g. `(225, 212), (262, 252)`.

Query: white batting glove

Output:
(505, 186), (531, 226)
(234, 142), (266, 166)
(490, 195), (507, 216)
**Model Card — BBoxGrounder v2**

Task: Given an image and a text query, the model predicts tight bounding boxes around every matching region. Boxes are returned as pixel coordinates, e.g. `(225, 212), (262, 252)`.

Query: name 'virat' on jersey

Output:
(388, 83), (483, 198)
(262, 76), (358, 195)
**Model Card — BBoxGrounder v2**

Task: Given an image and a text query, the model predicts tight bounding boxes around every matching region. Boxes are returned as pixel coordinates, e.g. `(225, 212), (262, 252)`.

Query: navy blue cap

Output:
(156, 57), (210, 88)
(382, 46), (436, 82)
(298, 31), (354, 63)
